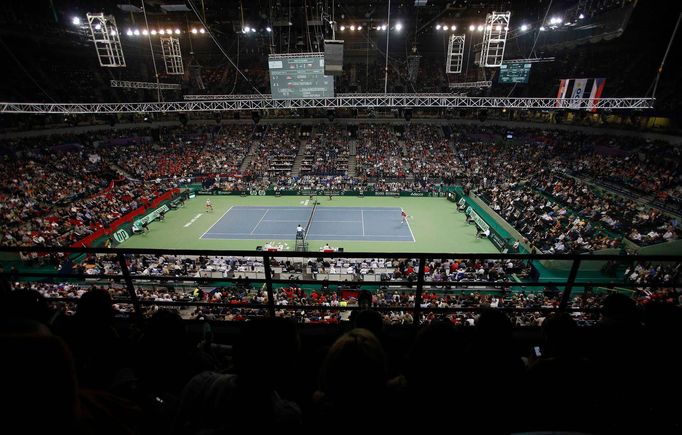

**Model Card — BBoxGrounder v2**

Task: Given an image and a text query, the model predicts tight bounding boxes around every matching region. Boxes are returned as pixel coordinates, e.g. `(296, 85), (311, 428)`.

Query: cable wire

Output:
(187, 0), (264, 96)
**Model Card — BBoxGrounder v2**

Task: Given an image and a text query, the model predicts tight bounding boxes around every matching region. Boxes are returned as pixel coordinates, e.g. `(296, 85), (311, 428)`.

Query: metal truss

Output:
(480, 11), (511, 67)
(183, 94), (269, 100)
(111, 80), (181, 90)
(449, 81), (492, 89)
(86, 13), (125, 67)
(160, 36), (184, 75)
(504, 57), (555, 64)
(0, 95), (654, 114)
(268, 52), (324, 59)
(446, 35), (466, 74)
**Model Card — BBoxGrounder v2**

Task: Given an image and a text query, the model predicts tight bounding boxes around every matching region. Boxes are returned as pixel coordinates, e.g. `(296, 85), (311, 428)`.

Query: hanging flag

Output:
(555, 79), (569, 107)
(570, 78), (588, 108)
(588, 78), (606, 112)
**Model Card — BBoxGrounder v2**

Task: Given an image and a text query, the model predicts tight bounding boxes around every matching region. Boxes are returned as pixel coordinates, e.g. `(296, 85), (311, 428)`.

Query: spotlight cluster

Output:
(123, 27), (207, 36)
(338, 23), (399, 32)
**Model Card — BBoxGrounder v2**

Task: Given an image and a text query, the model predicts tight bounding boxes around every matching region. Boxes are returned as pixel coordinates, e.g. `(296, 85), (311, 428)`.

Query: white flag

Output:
(570, 78), (588, 108)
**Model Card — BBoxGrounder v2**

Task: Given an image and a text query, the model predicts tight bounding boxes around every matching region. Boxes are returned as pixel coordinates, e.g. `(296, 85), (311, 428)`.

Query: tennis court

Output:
(201, 205), (415, 242)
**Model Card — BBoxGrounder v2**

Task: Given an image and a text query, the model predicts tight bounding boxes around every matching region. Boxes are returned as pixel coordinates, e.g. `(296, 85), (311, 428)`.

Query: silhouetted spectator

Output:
(173, 318), (301, 433)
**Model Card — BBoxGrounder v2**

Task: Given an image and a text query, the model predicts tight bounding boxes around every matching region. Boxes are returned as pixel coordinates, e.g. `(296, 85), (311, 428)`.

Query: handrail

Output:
(2, 246), (679, 326)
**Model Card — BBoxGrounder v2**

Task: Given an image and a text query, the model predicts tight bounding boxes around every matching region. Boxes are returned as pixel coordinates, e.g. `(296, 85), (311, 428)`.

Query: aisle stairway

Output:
(347, 140), (357, 177)
(291, 139), (308, 177)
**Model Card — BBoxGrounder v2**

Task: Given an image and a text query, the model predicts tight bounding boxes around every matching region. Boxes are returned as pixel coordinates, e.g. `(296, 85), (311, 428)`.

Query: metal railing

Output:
(1, 246), (680, 326)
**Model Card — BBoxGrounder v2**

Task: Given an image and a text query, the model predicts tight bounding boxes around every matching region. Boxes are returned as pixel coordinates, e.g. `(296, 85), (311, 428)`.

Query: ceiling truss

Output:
(0, 95), (654, 114)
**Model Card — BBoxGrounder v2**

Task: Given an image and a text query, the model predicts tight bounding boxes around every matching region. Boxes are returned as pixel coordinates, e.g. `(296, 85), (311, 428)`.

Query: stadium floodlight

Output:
(191, 28), (198, 34)
(436, 24), (441, 30)
(133, 29), (140, 36)
(452, 25), (456, 31)
(396, 23), (403, 31)
(540, 26), (546, 31)
(496, 25), (502, 31)
(72, 17), (81, 26)
(244, 26), (250, 33)
(142, 29), (148, 35)
(477, 25), (483, 32)
(521, 24), (528, 31)
(126, 29), (133, 36)
(469, 24), (475, 31)
(556, 17), (563, 24)
(151, 29), (157, 35)
(250, 28), (256, 33)
(95, 23), (101, 30)
(199, 28), (205, 33)
(357, 26), (362, 31)
(381, 24), (387, 30)
(350, 25), (355, 31)
(159, 29), (165, 35)
(266, 27), (272, 32)
(579, 13), (585, 19)
(165, 28), (172, 34)
(174, 29), (181, 34)
(340, 25), (345, 31)
(110, 30), (117, 36)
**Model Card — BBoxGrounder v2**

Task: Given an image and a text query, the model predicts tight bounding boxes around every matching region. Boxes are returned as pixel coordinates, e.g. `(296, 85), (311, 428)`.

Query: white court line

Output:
(231, 207), (311, 210)
(203, 232), (413, 238)
(361, 210), (366, 236)
(250, 209), (269, 234)
(311, 220), (363, 223)
(199, 206), (233, 239)
(262, 219), (362, 223)
(405, 217), (416, 242)
(307, 234), (414, 238)
(204, 232), (293, 236)
(183, 214), (203, 228)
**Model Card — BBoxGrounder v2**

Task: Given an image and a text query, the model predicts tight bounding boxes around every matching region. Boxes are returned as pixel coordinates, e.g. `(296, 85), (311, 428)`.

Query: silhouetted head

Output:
(235, 317), (300, 386)
(320, 328), (387, 405)
(0, 319), (78, 432)
(541, 312), (578, 356)
(476, 309), (513, 342)
(2, 289), (50, 324)
(76, 288), (113, 326)
(353, 309), (383, 338)
(601, 293), (639, 327)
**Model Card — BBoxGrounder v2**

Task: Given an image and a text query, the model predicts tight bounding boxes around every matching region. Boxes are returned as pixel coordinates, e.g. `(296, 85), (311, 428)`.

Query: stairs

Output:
(347, 140), (357, 177)
(110, 164), (138, 181)
(239, 141), (261, 173)
(291, 139), (308, 177)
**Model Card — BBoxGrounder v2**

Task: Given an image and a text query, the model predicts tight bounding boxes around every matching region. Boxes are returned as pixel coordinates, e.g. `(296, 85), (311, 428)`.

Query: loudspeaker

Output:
(324, 40), (344, 76)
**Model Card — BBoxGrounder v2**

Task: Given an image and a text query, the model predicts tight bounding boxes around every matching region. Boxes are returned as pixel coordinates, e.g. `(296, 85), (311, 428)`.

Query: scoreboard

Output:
(268, 54), (335, 100)
(498, 63), (532, 84)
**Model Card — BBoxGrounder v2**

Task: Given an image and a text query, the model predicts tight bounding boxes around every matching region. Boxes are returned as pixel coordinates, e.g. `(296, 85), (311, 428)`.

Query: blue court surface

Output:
(201, 206), (415, 242)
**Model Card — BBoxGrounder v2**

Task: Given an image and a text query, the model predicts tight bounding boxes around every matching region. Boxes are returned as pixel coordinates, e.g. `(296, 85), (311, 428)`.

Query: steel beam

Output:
(0, 95), (654, 114)
(111, 80), (181, 90)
